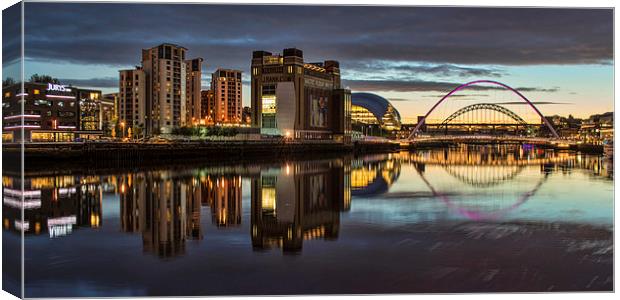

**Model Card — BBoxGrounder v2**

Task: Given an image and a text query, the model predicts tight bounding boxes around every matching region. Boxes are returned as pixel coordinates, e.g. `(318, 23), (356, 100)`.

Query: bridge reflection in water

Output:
(2, 145), (611, 258)
(405, 145), (566, 221)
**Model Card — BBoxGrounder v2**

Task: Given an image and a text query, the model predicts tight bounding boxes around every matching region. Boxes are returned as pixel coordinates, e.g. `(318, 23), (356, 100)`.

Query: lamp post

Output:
(120, 121), (125, 139)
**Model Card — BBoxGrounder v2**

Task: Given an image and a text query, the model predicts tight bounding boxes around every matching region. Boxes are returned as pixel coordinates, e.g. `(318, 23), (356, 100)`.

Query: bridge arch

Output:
(441, 103), (527, 126)
(408, 80), (559, 139)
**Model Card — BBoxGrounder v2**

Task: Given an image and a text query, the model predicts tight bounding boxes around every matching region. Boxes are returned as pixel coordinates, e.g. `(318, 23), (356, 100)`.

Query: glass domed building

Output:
(351, 92), (402, 131)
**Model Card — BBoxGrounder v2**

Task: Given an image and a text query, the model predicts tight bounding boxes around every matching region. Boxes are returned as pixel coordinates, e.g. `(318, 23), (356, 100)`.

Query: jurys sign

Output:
(47, 83), (72, 92)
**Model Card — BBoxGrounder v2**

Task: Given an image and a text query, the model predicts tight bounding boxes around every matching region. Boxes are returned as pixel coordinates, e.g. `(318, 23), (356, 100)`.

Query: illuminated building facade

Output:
(120, 43), (204, 135)
(250, 48), (351, 141)
(185, 58), (203, 125)
(211, 69), (243, 124)
(101, 93), (118, 134)
(250, 159), (350, 253)
(200, 90), (215, 124)
(351, 93), (402, 133)
(118, 68), (146, 133)
(76, 88), (102, 132)
(2, 82), (103, 142)
(141, 43), (188, 134)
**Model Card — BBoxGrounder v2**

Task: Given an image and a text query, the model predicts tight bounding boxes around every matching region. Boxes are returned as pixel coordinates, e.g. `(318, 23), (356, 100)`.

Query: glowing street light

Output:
(120, 121), (126, 139)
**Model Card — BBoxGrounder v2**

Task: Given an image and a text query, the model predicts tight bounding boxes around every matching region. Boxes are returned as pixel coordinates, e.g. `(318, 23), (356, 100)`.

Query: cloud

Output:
(343, 79), (559, 93)
(343, 62), (505, 80)
(2, 3), (21, 67)
(514, 87), (559, 92)
(21, 4), (612, 70)
(499, 101), (572, 105)
(422, 94), (489, 98)
(59, 77), (117, 88)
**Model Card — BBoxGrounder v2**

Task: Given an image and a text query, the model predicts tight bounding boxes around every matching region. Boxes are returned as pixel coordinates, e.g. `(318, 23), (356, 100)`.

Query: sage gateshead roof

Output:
(351, 93), (402, 130)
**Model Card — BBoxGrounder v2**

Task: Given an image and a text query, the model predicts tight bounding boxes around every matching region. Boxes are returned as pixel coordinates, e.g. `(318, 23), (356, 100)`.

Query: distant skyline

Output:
(2, 3), (613, 121)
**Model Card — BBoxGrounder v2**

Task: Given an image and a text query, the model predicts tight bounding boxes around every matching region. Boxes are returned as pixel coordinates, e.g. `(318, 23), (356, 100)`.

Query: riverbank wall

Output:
(2, 140), (400, 171)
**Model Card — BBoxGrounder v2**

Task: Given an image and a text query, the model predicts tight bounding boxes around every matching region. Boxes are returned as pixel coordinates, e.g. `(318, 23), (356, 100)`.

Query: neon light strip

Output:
(58, 187), (76, 195)
(47, 215), (77, 226)
(3, 125), (41, 130)
(3, 188), (42, 197)
(46, 95), (75, 99)
(57, 126), (76, 129)
(3, 114), (41, 120)
(3, 197), (42, 209)
(16, 93), (28, 97)
(15, 220), (29, 231)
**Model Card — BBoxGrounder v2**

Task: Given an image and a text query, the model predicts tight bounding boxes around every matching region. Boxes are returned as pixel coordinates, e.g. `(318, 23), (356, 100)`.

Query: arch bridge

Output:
(407, 80), (560, 141)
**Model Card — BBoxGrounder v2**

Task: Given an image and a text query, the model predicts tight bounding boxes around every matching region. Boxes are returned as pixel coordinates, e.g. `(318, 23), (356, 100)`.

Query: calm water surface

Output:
(3, 145), (613, 297)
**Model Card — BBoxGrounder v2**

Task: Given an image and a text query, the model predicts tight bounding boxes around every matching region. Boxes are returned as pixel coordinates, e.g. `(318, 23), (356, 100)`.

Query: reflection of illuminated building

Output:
(119, 172), (192, 258)
(186, 177), (203, 240)
(250, 159), (349, 253)
(205, 175), (242, 227)
(142, 174), (187, 257)
(2, 174), (102, 238)
(119, 172), (246, 257)
(350, 154), (401, 196)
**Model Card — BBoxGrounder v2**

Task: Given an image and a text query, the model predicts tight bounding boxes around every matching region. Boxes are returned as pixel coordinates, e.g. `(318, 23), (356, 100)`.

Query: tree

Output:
(29, 74), (59, 84)
(2, 77), (16, 87)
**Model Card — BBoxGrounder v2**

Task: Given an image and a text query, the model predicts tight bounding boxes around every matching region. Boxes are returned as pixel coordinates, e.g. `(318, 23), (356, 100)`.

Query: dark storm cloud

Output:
(346, 62), (505, 78)
(2, 3), (21, 66)
(60, 77), (117, 88)
(22, 3), (613, 71)
(342, 79), (558, 93)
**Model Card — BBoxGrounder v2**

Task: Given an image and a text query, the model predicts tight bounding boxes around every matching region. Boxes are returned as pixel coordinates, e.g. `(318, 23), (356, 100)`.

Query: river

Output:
(2, 144), (613, 297)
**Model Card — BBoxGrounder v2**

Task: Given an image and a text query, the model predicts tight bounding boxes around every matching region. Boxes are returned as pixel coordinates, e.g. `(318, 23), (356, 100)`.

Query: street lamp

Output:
(120, 121), (125, 139)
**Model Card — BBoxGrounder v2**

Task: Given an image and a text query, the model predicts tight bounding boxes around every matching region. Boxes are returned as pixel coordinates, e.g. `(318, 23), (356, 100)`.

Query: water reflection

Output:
(4, 146), (612, 238)
(3, 145), (613, 297)
(2, 145), (614, 295)
(351, 154), (401, 196)
(3, 174), (104, 237)
(4, 146), (611, 242)
(251, 160), (350, 253)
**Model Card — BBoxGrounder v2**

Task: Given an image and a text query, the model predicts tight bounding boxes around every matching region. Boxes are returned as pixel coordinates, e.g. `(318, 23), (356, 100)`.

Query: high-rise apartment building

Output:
(120, 43), (203, 135)
(211, 69), (242, 124)
(118, 68), (146, 131)
(185, 58), (203, 126)
(141, 43), (188, 134)
(200, 90), (215, 124)
(251, 48), (351, 141)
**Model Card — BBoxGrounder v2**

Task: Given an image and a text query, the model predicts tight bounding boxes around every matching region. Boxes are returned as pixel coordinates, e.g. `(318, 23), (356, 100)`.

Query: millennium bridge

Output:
(400, 80), (576, 148)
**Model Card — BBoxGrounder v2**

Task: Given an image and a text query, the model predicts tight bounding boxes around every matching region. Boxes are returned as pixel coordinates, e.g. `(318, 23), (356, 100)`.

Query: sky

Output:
(2, 3), (614, 122)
